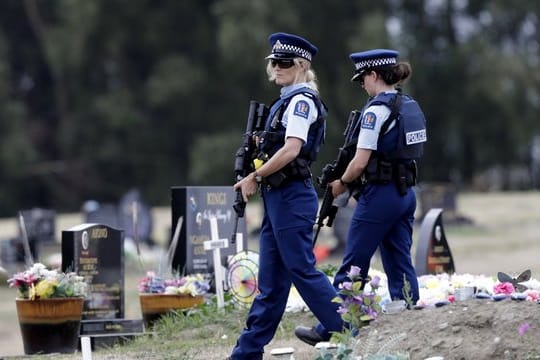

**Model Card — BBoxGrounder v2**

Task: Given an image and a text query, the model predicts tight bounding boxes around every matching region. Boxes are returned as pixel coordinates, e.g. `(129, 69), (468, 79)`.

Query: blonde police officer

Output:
(228, 33), (343, 359)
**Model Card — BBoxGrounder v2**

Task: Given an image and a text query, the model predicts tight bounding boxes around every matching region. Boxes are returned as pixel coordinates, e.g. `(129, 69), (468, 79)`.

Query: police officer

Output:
(228, 32), (343, 359)
(295, 49), (427, 346)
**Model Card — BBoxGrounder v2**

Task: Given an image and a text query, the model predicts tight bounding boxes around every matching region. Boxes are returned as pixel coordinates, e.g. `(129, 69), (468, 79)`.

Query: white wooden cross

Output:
(204, 216), (229, 309)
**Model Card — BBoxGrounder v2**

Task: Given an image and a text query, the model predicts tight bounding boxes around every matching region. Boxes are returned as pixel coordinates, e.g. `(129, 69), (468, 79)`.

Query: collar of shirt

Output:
(280, 82), (310, 98)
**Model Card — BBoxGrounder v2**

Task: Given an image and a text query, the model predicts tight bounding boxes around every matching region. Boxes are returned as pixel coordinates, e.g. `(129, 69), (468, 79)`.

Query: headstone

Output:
(62, 223), (142, 348)
(62, 223), (124, 319)
(1, 237), (20, 271)
(414, 208), (456, 275)
(170, 186), (247, 275)
(15, 208), (56, 262)
(18, 208), (56, 243)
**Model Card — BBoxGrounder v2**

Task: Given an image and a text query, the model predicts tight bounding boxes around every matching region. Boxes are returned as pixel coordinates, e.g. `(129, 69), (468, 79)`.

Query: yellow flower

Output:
(34, 279), (58, 299)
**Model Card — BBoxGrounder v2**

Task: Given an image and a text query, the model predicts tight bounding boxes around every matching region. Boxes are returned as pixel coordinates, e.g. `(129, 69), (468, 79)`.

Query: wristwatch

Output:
(254, 171), (263, 183)
(339, 178), (349, 186)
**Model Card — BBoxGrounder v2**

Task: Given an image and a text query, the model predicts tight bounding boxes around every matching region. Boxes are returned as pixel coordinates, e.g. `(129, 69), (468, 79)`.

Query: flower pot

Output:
(139, 294), (204, 329)
(16, 297), (84, 354)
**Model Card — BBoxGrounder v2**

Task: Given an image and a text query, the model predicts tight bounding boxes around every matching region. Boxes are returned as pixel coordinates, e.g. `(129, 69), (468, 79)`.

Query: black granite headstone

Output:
(414, 208), (456, 275)
(61, 223), (124, 319)
(170, 186), (247, 274)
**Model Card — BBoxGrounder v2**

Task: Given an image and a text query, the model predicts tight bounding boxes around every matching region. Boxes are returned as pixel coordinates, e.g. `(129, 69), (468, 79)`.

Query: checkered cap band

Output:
(354, 56), (397, 71)
(272, 40), (312, 61)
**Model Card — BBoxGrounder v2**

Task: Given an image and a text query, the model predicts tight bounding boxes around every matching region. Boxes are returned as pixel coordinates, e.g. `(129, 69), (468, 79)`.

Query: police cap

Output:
(266, 32), (318, 62)
(349, 49), (399, 81)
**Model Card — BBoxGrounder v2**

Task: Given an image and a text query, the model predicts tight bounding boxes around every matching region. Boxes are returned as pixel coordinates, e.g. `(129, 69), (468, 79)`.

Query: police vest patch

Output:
(293, 100), (310, 119)
(361, 112), (377, 130)
(405, 129), (427, 145)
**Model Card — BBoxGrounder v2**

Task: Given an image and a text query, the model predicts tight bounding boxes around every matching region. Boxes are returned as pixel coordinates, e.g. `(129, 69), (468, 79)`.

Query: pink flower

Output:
(525, 290), (539, 302)
(493, 282), (515, 295)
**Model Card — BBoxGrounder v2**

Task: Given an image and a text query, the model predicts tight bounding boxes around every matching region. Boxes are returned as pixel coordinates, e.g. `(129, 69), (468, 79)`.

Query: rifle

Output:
(231, 100), (268, 244)
(313, 109), (361, 245)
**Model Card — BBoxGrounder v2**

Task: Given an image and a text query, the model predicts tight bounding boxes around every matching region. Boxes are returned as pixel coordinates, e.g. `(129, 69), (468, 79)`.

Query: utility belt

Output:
(363, 158), (417, 196)
(261, 157), (312, 189)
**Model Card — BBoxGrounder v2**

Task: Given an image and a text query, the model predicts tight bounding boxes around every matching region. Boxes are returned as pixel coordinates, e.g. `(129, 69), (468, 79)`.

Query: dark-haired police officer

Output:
(296, 49), (427, 346)
(228, 32), (343, 359)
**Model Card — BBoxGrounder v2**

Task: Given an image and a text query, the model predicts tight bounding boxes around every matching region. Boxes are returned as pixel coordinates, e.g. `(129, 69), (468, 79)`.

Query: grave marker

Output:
(170, 186), (247, 275)
(415, 208), (456, 275)
(61, 223), (143, 348)
(62, 223), (124, 319)
(204, 217), (229, 309)
(15, 208), (56, 263)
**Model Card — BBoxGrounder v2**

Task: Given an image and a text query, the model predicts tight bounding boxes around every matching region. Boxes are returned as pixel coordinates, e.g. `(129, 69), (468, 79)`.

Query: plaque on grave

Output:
(415, 208), (455, 275)
(170, 186), (247, 274)
(61, 223), (124, 319)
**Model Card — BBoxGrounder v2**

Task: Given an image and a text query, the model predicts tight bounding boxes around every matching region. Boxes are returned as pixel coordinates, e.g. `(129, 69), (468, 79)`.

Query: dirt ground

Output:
(1, 191), (540, 359)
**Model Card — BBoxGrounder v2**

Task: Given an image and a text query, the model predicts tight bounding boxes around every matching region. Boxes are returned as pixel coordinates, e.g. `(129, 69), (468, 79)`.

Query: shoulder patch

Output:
(361, 112), (377, 130)
(293, 100), (310, 119)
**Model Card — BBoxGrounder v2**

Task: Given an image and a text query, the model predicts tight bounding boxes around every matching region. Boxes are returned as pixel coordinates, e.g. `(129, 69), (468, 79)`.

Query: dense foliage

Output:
(0, 0), (539, 215)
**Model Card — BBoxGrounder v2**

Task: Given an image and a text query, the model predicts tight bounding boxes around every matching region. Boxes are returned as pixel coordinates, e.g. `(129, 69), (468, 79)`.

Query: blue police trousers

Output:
(230, 179), (343, 359)
(316, 182), (419, 336)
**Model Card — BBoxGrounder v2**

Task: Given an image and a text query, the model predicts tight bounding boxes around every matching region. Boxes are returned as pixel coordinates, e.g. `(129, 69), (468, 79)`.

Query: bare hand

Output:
(233, 175), (258, 202)
(330, 179), (346, 198)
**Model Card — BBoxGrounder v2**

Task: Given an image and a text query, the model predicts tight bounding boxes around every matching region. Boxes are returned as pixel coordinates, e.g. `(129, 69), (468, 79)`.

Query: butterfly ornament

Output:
(497, 269), (531, 293)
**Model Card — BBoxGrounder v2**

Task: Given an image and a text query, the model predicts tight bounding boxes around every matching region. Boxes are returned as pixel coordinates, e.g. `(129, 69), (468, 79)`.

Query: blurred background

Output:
(0, 0), (538, 218)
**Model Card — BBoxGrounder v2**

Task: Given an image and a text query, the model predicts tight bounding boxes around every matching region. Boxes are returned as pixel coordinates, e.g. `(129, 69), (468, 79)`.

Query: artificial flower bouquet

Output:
(325, 265), (382, 350)
(7, 263), (88, 300)
(138, 271), (210, 297)
(334, 265), (382, 330)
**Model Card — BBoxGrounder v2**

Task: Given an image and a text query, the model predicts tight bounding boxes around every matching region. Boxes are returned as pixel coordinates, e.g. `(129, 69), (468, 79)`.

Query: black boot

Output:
(294, 326), (326, 346)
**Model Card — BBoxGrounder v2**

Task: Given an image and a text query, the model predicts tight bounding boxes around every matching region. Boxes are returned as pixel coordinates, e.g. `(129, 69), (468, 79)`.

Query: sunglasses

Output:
(271, 59), (295, 69)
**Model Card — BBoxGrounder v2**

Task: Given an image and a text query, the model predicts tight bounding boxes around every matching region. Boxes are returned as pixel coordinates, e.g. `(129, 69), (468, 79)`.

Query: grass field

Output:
(1, 190), (539, 358)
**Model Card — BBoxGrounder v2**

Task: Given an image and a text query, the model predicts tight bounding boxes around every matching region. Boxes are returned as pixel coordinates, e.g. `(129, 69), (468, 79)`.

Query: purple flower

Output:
(347, 266), (361, 280)
(370, 275), (381, 288)
(340, 281), (353, 291)
(337, 306), (348, 315)
(518, 322), (531, 336)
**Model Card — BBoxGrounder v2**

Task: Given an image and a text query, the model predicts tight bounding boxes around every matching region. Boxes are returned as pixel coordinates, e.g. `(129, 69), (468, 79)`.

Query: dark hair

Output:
(374, 62), (412, 86)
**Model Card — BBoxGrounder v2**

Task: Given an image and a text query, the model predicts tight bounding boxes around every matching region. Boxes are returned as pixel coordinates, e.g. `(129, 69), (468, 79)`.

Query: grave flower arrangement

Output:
(7, 262), (88, 300)
(138, 271), (210, 297)
(330, 266), (382, 344)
